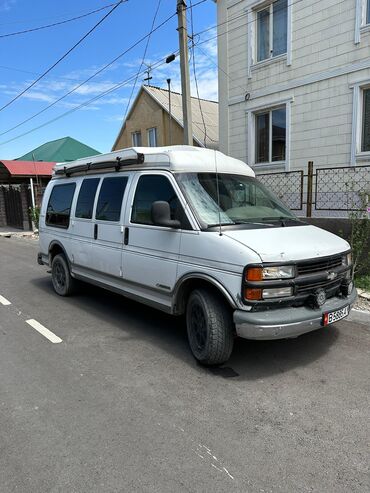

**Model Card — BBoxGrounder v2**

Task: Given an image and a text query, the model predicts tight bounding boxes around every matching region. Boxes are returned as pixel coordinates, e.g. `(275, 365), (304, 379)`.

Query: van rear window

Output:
(46, 183), (76, 229)
(75, 178), (100, 219)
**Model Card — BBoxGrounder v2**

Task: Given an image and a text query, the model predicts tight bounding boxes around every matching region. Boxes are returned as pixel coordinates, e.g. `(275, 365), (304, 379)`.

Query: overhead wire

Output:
(0, 2), (123, 39)
(0, 0), (207, 137)
(0, 0), (127, 113)
(0, 10), (177, 137)
(122, 0), (163, 120)
(0, 0), (313, 145)
(189, 0), (208, 147)
(0, 51), (180, 146)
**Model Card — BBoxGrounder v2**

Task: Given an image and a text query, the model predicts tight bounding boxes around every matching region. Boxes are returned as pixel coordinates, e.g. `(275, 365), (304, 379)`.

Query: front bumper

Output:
(234, 288), (357, 340)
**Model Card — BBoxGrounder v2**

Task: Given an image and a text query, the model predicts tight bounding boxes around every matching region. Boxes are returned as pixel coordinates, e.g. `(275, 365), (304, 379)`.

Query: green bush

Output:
(29, 206), (40, 230)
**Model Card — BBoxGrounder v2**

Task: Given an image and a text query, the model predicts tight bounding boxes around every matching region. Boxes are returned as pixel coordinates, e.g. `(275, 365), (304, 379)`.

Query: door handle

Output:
(94, 223), (98, 240)
(124, 227), (129, 245)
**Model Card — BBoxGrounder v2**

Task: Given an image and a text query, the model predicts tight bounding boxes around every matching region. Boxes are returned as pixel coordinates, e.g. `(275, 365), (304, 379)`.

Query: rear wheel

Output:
(51, 253), (75, 296)
(186, 288), (234, 365)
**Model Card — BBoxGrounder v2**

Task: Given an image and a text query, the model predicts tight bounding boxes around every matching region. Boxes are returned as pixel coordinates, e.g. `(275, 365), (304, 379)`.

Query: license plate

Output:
(323, 306), (349, 326)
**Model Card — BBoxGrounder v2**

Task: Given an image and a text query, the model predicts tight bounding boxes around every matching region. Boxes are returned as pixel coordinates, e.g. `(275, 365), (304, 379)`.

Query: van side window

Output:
(75, 178), (100, 219)
(96, 177), (128, 222)
(46, 183), (76, 229)
(132, 175), (189, 228)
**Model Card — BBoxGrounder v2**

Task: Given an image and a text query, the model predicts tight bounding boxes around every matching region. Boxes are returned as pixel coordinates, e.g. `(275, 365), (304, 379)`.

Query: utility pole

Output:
(167, 78), (173, 145)
(177, 0), (193, 145)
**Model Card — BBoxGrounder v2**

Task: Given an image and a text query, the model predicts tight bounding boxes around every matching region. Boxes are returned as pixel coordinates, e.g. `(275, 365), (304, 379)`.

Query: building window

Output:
(362, 88), (370, 152)
(147, 127), (157, 147)
(367, 0), (370, 24)
(256, 0), (287, 62)
(255, 107), (286, 164)
(132, 131), (142, 146)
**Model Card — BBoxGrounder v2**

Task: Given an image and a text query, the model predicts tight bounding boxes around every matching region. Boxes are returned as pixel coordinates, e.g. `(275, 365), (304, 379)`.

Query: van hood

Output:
(224, 225), (350, 263)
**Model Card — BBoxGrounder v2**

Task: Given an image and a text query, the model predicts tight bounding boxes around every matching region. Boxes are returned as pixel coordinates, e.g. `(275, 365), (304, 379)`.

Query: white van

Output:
(38, 146), (356, 365)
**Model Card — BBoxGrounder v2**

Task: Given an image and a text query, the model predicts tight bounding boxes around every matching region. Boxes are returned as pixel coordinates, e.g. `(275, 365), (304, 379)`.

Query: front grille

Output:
(297, 254), (343, 275)
(297, 278), (342, 295)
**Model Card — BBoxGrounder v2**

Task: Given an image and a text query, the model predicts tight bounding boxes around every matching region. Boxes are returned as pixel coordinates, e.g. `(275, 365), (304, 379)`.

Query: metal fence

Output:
(257, 163), (370, 218)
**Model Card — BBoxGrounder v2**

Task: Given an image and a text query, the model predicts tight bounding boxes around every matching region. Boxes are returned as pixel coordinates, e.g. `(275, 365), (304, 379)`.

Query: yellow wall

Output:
(112, 89), (199, 150)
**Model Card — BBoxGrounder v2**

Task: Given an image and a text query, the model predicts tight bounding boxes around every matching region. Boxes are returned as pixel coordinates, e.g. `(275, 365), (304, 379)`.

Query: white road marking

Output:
(223, 467), (234, 480)
(0, 295), (11, 306)
(26, 319), (62, 344)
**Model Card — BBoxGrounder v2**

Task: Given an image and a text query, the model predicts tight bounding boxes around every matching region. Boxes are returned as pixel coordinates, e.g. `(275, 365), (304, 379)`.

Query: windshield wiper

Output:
(261, 216), (303, 227)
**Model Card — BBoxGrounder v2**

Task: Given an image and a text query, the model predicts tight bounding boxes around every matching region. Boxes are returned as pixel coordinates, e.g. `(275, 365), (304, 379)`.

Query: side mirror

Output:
(151, 201), (181, 229)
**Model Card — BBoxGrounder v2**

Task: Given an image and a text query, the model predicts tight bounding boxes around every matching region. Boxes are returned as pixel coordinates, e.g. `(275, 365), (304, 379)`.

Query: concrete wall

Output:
(218, 0), (370, 172)
(113, 90), (198, 150)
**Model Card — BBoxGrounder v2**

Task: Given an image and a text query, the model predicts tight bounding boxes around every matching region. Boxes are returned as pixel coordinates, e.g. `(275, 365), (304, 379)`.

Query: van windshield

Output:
(176, 173), (297, 228)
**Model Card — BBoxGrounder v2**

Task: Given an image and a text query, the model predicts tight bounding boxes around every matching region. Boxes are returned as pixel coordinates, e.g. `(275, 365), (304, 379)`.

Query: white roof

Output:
(54, 146), (254, 177)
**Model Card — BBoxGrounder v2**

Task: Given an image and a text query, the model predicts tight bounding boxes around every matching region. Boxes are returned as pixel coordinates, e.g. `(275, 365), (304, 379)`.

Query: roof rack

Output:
(54, 152), (145, 177)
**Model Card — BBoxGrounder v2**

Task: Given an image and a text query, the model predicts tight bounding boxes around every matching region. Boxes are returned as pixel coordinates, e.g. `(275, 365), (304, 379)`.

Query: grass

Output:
(355, 275), (370, 292)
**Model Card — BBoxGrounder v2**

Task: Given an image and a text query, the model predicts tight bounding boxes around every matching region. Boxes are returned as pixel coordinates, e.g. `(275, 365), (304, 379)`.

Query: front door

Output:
(122, 173), (189, 302)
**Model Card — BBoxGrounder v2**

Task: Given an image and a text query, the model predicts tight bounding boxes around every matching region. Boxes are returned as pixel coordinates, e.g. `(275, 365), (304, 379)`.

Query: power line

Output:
(189, 0), (208, 147)
(0, 11), (177, 137)
(0, 0), (207, 136)
(0, 0), (127, 113)
(0, 52), (180, 147)
(123, 0), (163, 119)
(0, 2), (121, 39)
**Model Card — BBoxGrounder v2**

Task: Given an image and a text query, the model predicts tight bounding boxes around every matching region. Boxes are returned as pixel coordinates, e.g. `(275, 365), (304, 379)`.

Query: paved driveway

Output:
(0, 236), (369, 493)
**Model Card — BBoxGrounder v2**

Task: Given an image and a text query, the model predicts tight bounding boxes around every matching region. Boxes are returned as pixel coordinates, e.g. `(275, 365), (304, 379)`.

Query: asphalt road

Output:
(0, 236), (369, 493)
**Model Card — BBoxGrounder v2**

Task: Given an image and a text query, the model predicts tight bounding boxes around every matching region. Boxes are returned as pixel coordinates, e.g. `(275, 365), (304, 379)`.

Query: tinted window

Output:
(96, 177), (128, 222)
(75, 178), (99, 219)
(46, 183), (76, 228)
(132, 175), (188, 227)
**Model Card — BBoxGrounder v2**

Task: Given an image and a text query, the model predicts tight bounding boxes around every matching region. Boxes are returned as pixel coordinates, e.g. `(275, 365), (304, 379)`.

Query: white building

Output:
(216, 0), (370, 172)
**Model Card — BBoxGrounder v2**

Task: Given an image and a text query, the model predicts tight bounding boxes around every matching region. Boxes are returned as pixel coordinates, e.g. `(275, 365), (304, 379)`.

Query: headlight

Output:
(342, 252), (352, 266)
(245, 265), (295, 281)
(262, 265), (295, 279)
(262, 287), (293, 299)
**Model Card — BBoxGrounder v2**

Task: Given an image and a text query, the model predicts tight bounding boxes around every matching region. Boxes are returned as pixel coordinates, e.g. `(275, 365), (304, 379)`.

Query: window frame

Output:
(351, 81), (370, 163)
(247, 98), (292, 170)
(247, 0), (292, 77)
(46, 182), (76, 229)
(132, 131), (142, 147)
(147, 127), (157, 147)
(255, 106), (287, 164)
(355, 0), (370, 43)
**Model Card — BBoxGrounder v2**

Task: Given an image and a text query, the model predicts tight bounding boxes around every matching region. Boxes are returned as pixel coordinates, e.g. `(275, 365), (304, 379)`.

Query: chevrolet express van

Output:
(38, 146), (356, 365)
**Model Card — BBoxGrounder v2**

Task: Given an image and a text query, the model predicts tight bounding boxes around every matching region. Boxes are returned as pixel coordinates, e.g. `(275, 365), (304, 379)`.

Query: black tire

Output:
(186, 288), (234, 366)
(51, 253), (75, 296)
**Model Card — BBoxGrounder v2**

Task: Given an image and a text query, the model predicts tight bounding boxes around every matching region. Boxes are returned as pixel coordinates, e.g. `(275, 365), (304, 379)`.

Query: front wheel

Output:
(186, 289), (234, 365)
(51, 253), (75, 296)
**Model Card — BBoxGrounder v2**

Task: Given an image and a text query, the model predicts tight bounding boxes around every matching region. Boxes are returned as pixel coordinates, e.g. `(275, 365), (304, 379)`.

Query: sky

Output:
(0, 0), (218, 159)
